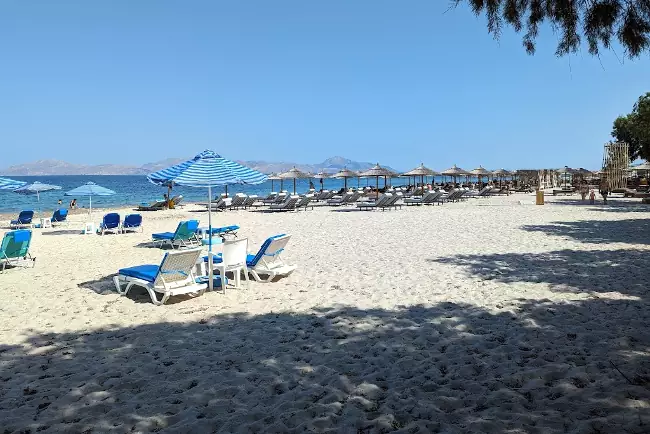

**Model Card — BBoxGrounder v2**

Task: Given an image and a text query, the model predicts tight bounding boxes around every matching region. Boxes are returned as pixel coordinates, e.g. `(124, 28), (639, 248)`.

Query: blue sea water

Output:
(0, 175), (463, 213)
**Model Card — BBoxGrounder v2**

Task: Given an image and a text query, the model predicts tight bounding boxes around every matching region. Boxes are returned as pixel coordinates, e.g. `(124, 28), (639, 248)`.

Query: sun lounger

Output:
(206, 234), (297, 282)
(168, 195), (184, 209)
(0, 229), (35, 273)
(122, 214), (143, 233)
(99, 213), (121, 235)
(242, 195), (263, 209)
(269, 195), (300, 211)
(205, 224), (240, 239)
(203, 197), (227, 211)
(404, 191), (438, 206)
(151, 220), (200, 249)
(10, 210), (34, 229)
(138, 200), (166, 211)
(328, 191), (361, 206)
(262, 193), (277, 204)
(227, 195), (247, 210)
(356, 195), (391, 211)
(379, 194), (403, 210)
(51, 209), (68, 225)
(113, 248), (212, 305)
(296, 196), (314, 210)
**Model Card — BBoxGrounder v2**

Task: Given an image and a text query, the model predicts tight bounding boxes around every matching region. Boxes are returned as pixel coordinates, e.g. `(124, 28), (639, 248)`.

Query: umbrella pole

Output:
(271, 180), (274, 192)
(376, 176), (379, 198)
(344, 177), (347, 191)
(225, 185), (228, 198)
(294, 179), (296, 195)
(208, 186), (213, 291)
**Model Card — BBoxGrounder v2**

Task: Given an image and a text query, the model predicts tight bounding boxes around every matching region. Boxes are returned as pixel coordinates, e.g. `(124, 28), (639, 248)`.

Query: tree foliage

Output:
(612, 92), (650, 161)
(457, 0), (650, 57)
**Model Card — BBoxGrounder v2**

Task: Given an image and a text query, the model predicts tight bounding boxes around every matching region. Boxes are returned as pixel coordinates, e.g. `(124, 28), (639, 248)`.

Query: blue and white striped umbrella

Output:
(147, 150), (268, 187)
(65, 182), (116, 218)
(148, 150), (267, 290)
(0, 177), (27, 191)
(14, 181), (62, 201)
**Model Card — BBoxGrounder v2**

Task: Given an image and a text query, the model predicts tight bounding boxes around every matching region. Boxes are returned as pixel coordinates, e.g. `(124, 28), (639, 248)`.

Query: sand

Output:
(0, 194), (649, 433)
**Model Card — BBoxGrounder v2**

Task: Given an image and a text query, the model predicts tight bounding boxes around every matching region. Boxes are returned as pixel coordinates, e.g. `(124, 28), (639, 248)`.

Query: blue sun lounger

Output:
(122, 214), (143, 233)
(99, 213), (121, 235)
(1, 230), (35, 272)
(51, 209), (68, 225)
(205, 234), (296, 282)
(151, 220), (200, 249)
(10, 210), (34, 229)
(113, 248), (223, 305)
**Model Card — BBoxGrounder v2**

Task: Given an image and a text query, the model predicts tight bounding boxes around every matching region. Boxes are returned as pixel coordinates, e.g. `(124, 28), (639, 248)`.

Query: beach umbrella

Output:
(147, 150), (267, 291)
(492, 168), (512, 187)
(267, 173), (282, 192)
(403, 164), (439, 194)
(312, 171), (330, 191)
(0, 177), (26, 191)
(470, 166), (492, 185)
(631, 162), (650, 171)
(442, 165), (469, 184)
(359, 163), (393, 198)
(279, 167), (309, 194)
(64, 181), (116, 220)
(13, 181), (62, 202)
(333, 167), (359, 191)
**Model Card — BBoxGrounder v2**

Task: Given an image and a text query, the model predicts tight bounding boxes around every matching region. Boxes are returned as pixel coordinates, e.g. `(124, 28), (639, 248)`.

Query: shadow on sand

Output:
(521, 218), (650, 245)
(1, 297), (649, 432)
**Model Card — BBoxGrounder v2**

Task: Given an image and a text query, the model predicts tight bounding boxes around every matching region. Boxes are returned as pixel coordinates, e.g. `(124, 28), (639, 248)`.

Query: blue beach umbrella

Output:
(147, 150), (267, 290)
(14, 181), (62, 201)
(0, 177), (27, 190)
(64, 182), (116, 219)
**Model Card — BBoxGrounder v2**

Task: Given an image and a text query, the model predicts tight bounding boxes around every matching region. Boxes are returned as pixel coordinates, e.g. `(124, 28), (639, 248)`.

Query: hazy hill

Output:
(0, 156), (396, 176)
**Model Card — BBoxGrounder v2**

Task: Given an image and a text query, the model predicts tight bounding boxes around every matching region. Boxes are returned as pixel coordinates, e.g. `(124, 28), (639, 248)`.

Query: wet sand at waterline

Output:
(0, 194), (649, 433)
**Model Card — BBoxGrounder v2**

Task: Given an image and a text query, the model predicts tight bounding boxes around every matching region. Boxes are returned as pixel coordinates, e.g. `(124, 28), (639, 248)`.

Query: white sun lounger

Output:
(113, 248), (207, 305)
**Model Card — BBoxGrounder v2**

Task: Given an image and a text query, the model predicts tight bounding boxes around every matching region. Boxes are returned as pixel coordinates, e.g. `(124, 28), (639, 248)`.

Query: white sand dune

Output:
(0, 194), (649, 433)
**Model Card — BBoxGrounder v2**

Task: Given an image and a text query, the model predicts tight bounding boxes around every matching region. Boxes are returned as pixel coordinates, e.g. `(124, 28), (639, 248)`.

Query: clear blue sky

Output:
(1, 1), (648, 171)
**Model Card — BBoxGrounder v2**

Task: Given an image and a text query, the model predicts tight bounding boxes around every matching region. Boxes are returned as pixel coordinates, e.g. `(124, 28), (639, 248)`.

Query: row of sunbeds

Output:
(9, 209), (69, 229)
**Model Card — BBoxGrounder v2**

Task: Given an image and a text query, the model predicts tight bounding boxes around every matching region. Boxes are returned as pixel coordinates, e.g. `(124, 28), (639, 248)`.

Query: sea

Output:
(0, 175), (465, 213)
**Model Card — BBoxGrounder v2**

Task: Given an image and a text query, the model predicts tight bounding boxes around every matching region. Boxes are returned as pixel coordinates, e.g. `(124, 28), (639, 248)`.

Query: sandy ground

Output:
(0, 194), (649, 433)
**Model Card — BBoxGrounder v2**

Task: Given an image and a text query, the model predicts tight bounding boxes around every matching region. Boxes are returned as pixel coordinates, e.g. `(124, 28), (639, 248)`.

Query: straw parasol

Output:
(360, 163), (394, 198)
(312, 171), (330, 191)
(403, 163), (439, 194)
(470, 166), (492, 184)
(279, 167), (310, 194)
(441, 165), (470, 184)
(267, 173), (282, 192)
(555, 166), (575, 187)
(332, 167), (359, 191)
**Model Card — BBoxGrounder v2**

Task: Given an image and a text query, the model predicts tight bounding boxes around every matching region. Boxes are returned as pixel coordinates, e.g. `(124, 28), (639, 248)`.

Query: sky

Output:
(1, 1), (648, 171)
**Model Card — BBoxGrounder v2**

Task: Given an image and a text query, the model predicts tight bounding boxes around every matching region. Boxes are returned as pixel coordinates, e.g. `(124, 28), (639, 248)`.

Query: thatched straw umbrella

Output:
(470, 166), (492, 185)
(492, 168), (512, 187)
(442, 165), (470, 184)
(360, 163), (394, 198)
(403, 163), (439, 194)
(279, 167), (309, 194)
(332, 167), (359, 191)
(312, 171), (330, 192)
(267, 173), (282, 192)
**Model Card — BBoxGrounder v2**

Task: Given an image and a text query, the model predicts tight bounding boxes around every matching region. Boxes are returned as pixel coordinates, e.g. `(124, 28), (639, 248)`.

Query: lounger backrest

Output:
(249, 234), (291, 267)
(284, 196), (300, 209)
(171, 195), (184, 206)
(16, 211), (34, 224)
(174, 220), (199, 240)
(221, 238), (248, 268)
(230, 196), (245, 206)
(124, 214), (142, 228)
(52, 209), (68, 222)
(153, 248), (202, 287)
(103, 213), (121, 229)
(1, 230), (31, 259)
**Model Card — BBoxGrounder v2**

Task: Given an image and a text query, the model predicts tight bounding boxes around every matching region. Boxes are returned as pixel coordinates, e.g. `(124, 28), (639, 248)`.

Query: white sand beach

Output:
(1, 194), (649, 433)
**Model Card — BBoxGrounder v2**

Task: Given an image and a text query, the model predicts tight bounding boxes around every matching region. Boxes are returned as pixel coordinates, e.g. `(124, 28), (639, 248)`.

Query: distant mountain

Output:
(0, 156), (396, 176)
